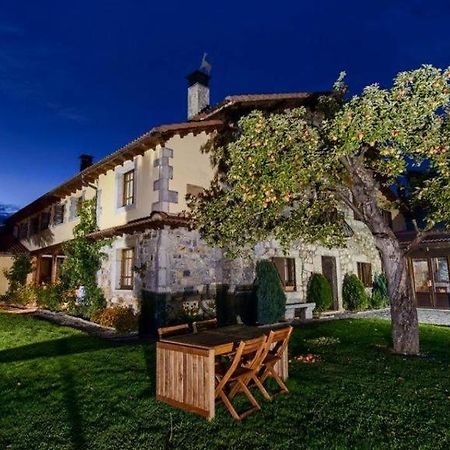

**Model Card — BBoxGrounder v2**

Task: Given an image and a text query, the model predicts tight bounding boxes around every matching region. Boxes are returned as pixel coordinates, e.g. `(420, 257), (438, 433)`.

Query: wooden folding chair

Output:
(258, 326), (293, 398)
(193, 318), (218, 333)
(215, 336), (266, 420)
(157, 323), (190, 339)
(228, 333), (274, 402)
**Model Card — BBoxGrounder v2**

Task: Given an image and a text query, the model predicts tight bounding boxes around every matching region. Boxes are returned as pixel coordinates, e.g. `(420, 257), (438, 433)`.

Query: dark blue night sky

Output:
(1, 0), (450, 208)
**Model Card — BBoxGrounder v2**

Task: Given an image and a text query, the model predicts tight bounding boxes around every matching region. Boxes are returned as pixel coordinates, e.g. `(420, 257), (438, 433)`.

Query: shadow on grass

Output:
(0, 335), (123, 364)
(142, 342), (157, 396)
(57, 339), (87, 450)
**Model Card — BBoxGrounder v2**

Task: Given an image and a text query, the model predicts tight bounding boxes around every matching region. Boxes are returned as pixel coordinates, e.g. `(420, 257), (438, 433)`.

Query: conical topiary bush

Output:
(306, 273), (333, 313)
(255, 260), (287, 324)
(343, 273), (369, 311)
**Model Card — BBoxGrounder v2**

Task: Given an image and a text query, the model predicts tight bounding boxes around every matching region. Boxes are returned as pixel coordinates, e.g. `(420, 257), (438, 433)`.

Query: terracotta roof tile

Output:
(8, 120), (224, 223)
(396, 230), (450, 245)
(191, 91), (328, 121)
(87, 212), (189, 240)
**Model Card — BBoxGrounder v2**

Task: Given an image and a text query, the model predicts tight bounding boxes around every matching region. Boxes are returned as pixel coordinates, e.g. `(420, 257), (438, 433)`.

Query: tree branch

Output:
(403, 226), (450, 255)
(332, 187), (365, 221)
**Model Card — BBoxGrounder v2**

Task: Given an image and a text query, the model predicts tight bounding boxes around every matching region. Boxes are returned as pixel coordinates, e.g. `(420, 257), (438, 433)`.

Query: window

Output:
(186, 184), (204, 198)
(122, 170), (135, 206)
(19, 222), (29, 239)
(70, 196), (83, 220)
(357, 262), (373, 287)
(40, 211), (50, 230)
(76, 197), (83, 217)
(53, 203), (65, 225)
(120, 248), (135, 289)
(55, 256), (66, 280)
(30, 216), (40, 235)
(382, 209), (393, 228)
(272, 257), (296, 291)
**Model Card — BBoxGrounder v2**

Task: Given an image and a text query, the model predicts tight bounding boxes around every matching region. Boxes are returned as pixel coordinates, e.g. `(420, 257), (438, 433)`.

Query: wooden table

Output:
(156, 325), (289, 419)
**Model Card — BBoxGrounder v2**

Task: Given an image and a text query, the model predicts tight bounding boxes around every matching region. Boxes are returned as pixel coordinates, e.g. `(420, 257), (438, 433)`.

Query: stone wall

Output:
(98, 215), (382, 312)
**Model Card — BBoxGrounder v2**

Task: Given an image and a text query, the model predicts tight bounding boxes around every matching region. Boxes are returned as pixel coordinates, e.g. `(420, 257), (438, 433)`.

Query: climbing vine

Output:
(60, 198), (111, 318)
(3, 253), (33, 297)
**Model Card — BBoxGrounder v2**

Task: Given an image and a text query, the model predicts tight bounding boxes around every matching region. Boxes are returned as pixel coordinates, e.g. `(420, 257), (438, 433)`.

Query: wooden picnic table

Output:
(156, 324), (289, 419)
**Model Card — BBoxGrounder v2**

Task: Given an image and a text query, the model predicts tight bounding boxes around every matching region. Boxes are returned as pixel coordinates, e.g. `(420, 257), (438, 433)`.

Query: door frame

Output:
(409, 254), (450, 309)
(321, 255), (339, 311)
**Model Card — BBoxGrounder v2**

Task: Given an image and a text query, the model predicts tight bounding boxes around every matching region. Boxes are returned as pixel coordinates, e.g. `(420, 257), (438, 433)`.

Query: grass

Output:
(1, 314), (450, 450)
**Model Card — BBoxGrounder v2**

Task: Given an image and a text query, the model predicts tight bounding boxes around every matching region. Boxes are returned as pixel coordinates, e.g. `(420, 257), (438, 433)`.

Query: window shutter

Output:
(96, 189), (102, 219)
(272, 258), (286, 285)
(357, 262), (373, 287)
(69, 197), (79, 220)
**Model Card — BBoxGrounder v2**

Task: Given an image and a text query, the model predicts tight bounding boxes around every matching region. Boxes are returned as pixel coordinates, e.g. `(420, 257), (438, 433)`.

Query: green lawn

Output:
(1, 314), (450, 450)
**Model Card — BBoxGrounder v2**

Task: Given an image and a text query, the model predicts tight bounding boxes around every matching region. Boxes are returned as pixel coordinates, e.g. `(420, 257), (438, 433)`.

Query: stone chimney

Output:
(187, 64), (210, 119)
(79, 154), (93, 172)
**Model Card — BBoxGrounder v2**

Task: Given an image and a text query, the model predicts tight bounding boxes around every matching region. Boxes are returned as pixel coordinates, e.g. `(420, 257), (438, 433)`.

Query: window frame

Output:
(122, 169), (135, 207)
(357, 262), (373, 287)
(53, 203), (66, 226)
(30, 216), (40, 235)
(119, 248), (135, 290)
(382, 209), (393, 228)
(40, 211), (51, 231)
(272, 257), (296, 291)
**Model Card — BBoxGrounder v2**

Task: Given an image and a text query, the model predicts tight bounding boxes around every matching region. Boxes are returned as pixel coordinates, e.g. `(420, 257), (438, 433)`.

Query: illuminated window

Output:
(122, 170), (135, 206)
(120, 248), (134, 289)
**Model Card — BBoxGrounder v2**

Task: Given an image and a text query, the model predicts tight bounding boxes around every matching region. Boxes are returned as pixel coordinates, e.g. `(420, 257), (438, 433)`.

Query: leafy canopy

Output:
(189, 65), (450, 253)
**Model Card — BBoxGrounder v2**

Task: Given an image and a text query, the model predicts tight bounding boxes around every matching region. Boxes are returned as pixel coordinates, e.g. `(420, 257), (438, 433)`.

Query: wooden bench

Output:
(284, 302), (316, 320)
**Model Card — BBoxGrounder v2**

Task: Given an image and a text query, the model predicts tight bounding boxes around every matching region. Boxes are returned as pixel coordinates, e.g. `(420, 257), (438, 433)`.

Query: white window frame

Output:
(53, 202), (66, 227)
(115, 160), (137, 213)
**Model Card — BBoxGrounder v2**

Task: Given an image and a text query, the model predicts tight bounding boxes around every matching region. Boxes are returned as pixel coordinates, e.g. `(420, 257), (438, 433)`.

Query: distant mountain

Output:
(0, 204), (18, 225)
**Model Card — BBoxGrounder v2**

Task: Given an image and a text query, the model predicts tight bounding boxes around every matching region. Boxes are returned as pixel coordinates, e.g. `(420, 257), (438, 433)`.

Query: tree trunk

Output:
(375, 236), (419, 355)
(347, 161), (420, 355)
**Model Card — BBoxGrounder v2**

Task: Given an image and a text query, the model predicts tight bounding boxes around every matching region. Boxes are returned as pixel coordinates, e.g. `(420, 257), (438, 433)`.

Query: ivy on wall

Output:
(60, 198), (111, 318)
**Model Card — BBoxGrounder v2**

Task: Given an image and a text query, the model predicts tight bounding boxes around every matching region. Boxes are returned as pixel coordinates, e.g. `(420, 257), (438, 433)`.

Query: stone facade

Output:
(97, 208), (382, 314)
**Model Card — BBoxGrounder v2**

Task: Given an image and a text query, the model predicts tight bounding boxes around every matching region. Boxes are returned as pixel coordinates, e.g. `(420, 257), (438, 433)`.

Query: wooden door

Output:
(321, 256), (338, 310)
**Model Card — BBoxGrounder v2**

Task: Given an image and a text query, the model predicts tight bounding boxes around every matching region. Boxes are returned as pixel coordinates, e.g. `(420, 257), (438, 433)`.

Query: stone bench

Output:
(285, 302), (316, 320)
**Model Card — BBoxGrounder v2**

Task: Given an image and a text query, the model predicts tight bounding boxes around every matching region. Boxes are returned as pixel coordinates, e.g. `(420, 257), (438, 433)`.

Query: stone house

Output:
(2, 65), (412, 322)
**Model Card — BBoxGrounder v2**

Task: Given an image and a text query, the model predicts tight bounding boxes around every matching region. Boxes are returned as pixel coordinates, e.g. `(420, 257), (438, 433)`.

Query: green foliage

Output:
(343, 273), (369, 311)
(91, 306), (138, 333)
(59, 199), (110, 319)
(255, 260), (286, 324)
(4, 253), (33, 296)
(189, 65), (450, 251)
(307, 273), (333, 313)
(371, 273), (389, 309)
(5, 284), (36, 306)
(35, 283), (65, 311)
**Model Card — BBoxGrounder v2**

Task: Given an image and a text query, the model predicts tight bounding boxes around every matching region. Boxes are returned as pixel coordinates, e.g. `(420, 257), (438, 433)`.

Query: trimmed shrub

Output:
(92, 306), (138, 333)
(307, 273), (333, 313)
(371, 273), (389, 309)
(255, 260), (286, 324)
(343, 273), (369, 311)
